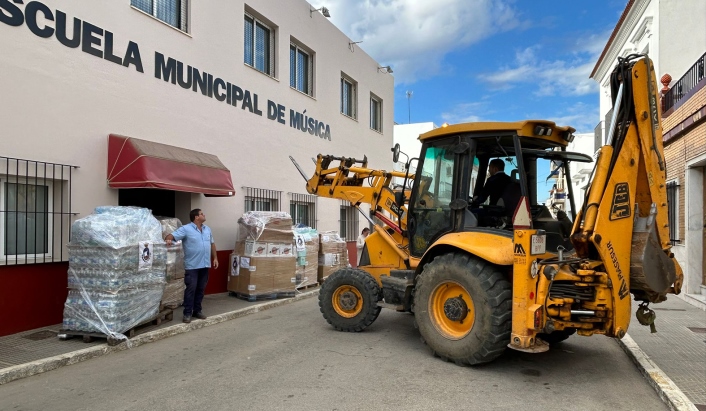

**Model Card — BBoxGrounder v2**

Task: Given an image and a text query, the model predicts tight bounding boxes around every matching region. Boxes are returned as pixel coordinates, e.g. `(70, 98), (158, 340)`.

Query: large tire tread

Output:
(414, 252), (512, 366)
(318, 268), (381, 332)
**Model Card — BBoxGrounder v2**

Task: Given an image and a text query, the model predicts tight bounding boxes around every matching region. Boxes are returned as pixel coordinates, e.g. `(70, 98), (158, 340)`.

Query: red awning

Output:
(107, 134), (235, 196)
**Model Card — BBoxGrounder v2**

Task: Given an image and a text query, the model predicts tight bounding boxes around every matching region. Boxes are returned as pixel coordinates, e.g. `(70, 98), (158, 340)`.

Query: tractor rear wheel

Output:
(413, 252), (512, 365)
(319, 268), (381, 332)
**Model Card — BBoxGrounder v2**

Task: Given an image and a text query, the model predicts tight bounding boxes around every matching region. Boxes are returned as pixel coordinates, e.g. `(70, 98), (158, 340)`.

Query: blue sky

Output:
(327, 0), (627, 134)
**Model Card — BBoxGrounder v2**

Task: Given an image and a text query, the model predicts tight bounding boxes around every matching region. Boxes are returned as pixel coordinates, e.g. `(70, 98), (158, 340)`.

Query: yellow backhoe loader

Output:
(291, 55), (683, 365)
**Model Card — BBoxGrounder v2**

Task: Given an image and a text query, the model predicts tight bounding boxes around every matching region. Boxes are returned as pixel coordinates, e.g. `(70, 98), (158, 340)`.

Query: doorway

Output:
(118, 188), (175, 218)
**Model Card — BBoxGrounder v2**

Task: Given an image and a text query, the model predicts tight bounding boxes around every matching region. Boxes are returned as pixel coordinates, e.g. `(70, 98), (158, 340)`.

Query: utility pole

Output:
(406, 91), (413, 124)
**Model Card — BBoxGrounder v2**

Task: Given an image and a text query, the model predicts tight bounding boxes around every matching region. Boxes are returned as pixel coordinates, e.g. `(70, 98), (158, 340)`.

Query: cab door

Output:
(407, 138), (469, 257)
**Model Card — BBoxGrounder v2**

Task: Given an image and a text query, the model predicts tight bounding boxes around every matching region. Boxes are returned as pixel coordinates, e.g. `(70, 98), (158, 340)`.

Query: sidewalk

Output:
(1, 289), (704, 411)
(620, 295), (706, 411)
(0, 290), (320, 384)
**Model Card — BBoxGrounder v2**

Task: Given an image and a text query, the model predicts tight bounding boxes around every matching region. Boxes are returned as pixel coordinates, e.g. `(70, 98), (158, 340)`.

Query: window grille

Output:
(1, 156), (78, 265)
(666, 181), (679, 245)
(340, 74), (357, 119)
(339, 200), (359, 241)
(290, 44), (313, 96)
(370, 94), (382, 132)
(244, 187), (281, 212)
(244, 13), (275, 77)
(131, 0), (188, 32)
(290, 193), (317, 228)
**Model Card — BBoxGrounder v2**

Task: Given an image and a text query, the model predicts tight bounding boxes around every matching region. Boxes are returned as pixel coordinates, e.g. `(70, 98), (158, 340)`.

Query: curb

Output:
(0, 289), (319, 386)
(618, 334), (698, 411)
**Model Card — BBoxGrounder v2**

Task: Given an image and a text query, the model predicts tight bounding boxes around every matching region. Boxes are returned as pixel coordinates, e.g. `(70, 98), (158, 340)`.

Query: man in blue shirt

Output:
(166, 209), (219, 323)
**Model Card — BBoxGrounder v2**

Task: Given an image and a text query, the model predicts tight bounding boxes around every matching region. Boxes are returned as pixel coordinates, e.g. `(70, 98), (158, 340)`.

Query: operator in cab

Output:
(472, 159), (512, 206)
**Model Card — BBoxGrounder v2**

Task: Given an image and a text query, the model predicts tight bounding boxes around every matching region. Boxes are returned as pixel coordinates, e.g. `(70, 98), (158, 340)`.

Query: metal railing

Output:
(289, 193), (317, 228)
(663, 51), (706, 113)
(1, 156), (78, 265)
(666, 181), (680, 245)
(243, 187), (281, 212)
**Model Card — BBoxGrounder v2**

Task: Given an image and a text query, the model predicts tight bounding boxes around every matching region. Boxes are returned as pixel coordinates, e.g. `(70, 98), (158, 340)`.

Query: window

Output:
(244, 13), (275, 77)
(290, 194), (317, 228)
(339, 201), (359, 241)
(666, 180), (679, 245)
(290, 43), (313, 96)
(244, 187), (281, 212)
(370, 94), (382, 132)
(1, 157), (76, 264)
(131, 0), (188, 32)
(340, 74), (357, 119)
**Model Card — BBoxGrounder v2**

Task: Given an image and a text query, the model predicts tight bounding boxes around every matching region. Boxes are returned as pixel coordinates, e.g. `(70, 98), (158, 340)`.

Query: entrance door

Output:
(118, 188), (176, 217)
(407, 139), (459, 257)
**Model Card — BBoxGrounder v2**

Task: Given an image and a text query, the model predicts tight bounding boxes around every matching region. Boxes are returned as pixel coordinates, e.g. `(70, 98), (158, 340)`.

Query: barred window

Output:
(245, 13), (275, 77)
(290, 43), (313, 96)
(370, 93), (382, 132)
(339, 200), (359, 241)
(244, 187), (281, 212)
(341, 74), (357, 119)
(131, 0), (188, 32)
(1, 156), (77, 264)
(666, 180), (679, 245)
(290, 193), (317, 228)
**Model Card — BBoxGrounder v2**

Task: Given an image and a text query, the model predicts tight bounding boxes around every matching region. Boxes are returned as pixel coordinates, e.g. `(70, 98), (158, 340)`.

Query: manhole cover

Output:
(23, 330), (57, 341)
(687, 327), (706, 334)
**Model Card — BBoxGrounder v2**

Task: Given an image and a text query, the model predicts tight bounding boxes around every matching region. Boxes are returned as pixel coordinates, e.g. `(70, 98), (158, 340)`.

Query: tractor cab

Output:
(405, 121), (593, 258)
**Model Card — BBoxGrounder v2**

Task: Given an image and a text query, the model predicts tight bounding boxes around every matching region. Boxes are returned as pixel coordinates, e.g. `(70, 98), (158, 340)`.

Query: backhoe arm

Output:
(571, 55), (683, 306)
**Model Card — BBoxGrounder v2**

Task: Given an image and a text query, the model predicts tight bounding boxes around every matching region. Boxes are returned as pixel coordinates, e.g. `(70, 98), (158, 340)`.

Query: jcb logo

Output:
(514, 243), (526, 256)
(610, 183), (631, 220)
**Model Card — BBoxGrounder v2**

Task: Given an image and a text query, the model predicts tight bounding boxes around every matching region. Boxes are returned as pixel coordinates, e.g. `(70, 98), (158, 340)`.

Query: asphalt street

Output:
(0, 297), (667, 411)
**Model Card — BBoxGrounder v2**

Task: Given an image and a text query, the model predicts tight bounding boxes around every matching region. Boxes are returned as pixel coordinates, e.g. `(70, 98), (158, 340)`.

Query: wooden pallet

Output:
(159, 301), (182, 311)
(60, 308), (174, 346)
(228, 291), (295, 302)
(295, 282), (320, 291)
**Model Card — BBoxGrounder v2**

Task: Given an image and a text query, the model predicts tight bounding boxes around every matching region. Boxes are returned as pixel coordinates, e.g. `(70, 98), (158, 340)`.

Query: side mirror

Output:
(391, 143), (401, 163)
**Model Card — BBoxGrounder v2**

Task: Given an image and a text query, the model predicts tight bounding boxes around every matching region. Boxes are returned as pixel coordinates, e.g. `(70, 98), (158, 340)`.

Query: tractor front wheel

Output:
(319, 268), (381, 332)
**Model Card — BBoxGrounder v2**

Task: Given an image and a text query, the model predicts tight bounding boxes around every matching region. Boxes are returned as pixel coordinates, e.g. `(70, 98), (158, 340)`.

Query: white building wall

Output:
(567, 133), (596, 213)
(0, 0), (394, 251)
(593, 0), (706, 126)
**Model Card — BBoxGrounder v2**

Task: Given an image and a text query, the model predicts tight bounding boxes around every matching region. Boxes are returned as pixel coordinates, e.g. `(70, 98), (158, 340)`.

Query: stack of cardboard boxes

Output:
(157, 217), (186, 308)
(318, 231), (349, 282)
(228, 212), (297, 298)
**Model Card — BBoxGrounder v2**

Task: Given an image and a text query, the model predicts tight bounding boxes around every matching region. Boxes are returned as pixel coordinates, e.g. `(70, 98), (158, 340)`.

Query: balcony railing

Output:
(662, 51), (706, 113)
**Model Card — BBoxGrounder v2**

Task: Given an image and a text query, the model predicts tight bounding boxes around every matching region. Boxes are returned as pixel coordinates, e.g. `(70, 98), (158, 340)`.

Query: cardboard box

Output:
(318, 231), (348, 282)
(227, 254), (296, 295)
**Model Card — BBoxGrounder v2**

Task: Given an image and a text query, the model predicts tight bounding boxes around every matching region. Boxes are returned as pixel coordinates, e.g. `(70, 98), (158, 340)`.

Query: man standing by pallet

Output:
(165, 209), (219, 323)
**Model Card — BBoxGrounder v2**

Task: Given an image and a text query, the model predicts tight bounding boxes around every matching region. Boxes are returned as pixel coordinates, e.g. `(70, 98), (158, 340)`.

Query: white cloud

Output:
(478, 30), (611, 96)
(440, 102), (490, 124)
(547, 101), (598, 134)
(327, 0), (521, 84)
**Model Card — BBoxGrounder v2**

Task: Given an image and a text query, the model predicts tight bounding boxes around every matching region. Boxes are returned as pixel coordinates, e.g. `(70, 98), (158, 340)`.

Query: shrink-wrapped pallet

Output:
(294, 227), (318, 288)
(161, 279), (186, 308)
(317, 231), (349, 282)
(229, 212), (296, 298)
(62, 206), (166, 340)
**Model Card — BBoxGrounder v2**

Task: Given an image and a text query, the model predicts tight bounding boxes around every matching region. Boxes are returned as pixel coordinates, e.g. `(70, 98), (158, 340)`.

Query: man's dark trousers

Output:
(184, 267), (209, 316)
